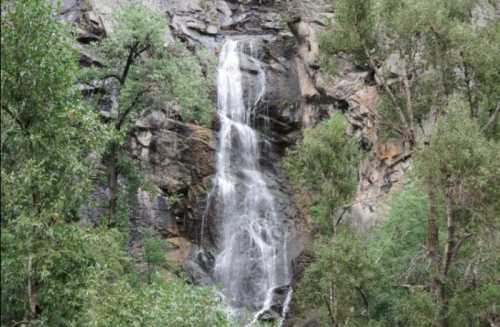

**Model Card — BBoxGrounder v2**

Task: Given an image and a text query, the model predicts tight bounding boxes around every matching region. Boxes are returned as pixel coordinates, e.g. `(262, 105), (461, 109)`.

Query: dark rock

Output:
(128, 110), (216, 241)
(183, 246), (216, 285)
(269, 285), (292, 314)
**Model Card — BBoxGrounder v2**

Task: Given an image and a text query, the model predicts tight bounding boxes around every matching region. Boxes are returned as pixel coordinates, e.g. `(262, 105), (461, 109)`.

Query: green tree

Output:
(297, 231), (378, 326)
(285, 112), (360, 234)
(285, 113), (361, 326)
(142, 229), (166, 283)
(1, 2), (226, 326)
(319, 0), (500, 145)
(414, 97), (500, 326)
(81, 3), (213, 226)
(1, 1), (110, 323)
(367, 182), (437, 326)
(77, 276), (229, 327)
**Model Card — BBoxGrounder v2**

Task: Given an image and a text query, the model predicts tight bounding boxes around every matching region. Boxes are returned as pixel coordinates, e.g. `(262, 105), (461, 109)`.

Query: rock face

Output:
(128, 109), (216, 242)
(70, 0), (418, 324)
(285, 0), (415, 233)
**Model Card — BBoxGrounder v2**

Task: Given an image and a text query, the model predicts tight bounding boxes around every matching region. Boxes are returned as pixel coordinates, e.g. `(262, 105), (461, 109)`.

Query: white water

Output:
(210, 39), (292, 324)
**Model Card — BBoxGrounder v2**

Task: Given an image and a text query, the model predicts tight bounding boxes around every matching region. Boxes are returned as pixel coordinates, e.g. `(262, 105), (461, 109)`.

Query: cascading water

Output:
(208, 39), (292, 324)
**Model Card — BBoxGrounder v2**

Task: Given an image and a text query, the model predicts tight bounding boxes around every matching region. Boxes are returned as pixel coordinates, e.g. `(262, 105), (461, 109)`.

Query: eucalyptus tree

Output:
(414, 97), (500, 326)
(284, 113), (361, 235)
(319, 0), (500, 144)
(1, 0), (110, 323)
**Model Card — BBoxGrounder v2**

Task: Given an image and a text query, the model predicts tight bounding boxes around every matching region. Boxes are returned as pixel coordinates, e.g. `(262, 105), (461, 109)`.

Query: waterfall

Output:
(209, 39), (292, 324)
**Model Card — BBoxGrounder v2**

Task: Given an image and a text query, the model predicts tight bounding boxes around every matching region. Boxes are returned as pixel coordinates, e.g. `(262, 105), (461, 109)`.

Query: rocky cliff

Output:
(63, 0), (429, 322)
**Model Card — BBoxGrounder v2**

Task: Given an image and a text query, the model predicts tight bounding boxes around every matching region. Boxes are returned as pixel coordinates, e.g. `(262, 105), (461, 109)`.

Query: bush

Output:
(284, 112), (361, 233)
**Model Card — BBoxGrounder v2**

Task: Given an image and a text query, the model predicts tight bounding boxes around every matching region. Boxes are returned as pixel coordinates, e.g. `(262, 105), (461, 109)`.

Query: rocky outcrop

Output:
(55, 0), (107, 43)
(286, 0), (415, 232)
(128, 109), (216, 242)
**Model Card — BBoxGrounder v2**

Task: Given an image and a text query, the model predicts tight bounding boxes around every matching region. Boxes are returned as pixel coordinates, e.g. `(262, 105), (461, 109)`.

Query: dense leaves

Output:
(285, 113), (361, 233)
(294, 1), (500, 325)
(320, 0), (500, 143)
(79, 3), (215, 226)
(1, 1), (226, 326)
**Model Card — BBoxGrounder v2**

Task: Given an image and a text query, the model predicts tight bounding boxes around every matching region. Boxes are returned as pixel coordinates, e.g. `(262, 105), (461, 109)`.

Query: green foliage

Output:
(297, 174), (499, 326)
(161, 44), (215, 127)
(81, 3), (214, 226)
(1, 0), (108, 221)
(297, 231), (378, 326)
(320, 0), (499, 142)
(414, 97), (500, 221)
(82, 3), (213, 132)
(0, 2), (227, 326)
(370, 183), (430, 278)
(142, 229), (166, 283)
(1, 219), (129, 325)
(78, 276), (229, 327)
(284, 113), (361, 232)
(366, 183), (435, 325)
(326, 0), (376, 61)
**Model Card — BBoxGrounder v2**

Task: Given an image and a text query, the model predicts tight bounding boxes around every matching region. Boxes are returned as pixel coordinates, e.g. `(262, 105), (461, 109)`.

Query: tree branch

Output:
(450, 233), (473, 263)
(362, 45), (412, 143)
(120, 41), (140, 85)
(322, 294), (336, 326)
(401, 62), (415, 143)
(2, 106), (26, 131)
(115, 87), (150, 130)
(481, 103), (500, 133)
(461, 55), (477, 118)
(100, 73), (122, 84)
(354, 286), (369, 313)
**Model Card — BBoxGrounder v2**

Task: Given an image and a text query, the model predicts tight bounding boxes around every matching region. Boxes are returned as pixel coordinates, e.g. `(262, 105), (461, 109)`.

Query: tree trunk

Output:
(438, 187), (457, 327)
(25, 254), (36, 323)
(329, 278), (338, 327)
(401, 64), (416, 145)
(481, 103), (500, 134)
(426, 180), (441, 297)
(362, 45), (414, 146)
(442, 188), (456, 277)
(108, 144), (119, 227)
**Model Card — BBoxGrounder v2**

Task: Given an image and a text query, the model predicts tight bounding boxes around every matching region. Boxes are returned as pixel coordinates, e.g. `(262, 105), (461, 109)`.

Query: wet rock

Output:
(183, 246), (216, 285)
(270, 285), (292, 314)
(258, 309), (281, 322)
(134, 189), (176, 238)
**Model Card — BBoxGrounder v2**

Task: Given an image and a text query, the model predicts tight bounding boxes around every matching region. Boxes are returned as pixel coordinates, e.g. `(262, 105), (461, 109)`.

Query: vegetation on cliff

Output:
(289, 0), (500, 326)
(1, 0), (499, 326)
(1, 1), (225, 326)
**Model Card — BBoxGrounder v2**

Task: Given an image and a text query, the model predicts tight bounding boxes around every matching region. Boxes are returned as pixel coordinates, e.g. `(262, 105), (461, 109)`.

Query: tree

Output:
(297, 231), (378, 326)
(77, 275), (230, 327)
(284, 112), (361, 235)
(1, 0), (109, 323)
(0, 2), (227, 325)
(453, 21), (500, 135)
(142, 229), (166, 283)
(320, 0), (492, 145)
(81, 3), (213, 226)
(414, 97), (500, 326)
